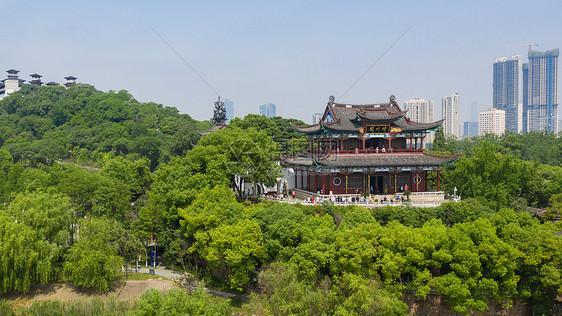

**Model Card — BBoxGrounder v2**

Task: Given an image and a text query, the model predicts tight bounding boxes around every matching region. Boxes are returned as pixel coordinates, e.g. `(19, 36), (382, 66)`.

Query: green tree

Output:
(191, 219), (264, 291)
(0, 214), (58, 294)
(190, 126), (282, 195)
(64, 218), (123, 293)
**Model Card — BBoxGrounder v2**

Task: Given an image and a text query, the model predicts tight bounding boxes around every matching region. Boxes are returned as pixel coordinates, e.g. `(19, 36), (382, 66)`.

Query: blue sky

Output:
(1, 0), (561, 123)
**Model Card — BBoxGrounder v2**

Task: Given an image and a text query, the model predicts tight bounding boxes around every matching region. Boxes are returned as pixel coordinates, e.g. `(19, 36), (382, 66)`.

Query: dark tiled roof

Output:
(282, 152), (461, 168)
(394, 118), (445, 131)
(292, 98), (442, 134)
(198, 123), (228, 135)
(292, 122), (322, 133)
(356, 108), (407, 121)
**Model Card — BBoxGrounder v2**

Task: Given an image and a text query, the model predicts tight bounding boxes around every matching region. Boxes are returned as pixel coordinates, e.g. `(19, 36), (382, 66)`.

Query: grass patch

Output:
(116, 272), (170, 281)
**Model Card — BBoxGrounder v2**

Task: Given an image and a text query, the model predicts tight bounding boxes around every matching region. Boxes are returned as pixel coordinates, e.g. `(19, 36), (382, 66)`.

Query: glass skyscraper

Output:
(493, 56), (520, 133)
(259, 103), (276, 118)
(224, 98), (234, 123)
(524, 49), (559, 132)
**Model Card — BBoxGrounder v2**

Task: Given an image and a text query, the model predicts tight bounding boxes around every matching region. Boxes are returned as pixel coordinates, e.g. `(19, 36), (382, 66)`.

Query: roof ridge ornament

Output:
(390, 95), (396, 103)
(328, 95), (335, 105)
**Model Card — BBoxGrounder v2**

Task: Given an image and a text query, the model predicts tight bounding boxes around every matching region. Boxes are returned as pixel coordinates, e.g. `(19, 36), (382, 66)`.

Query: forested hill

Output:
(0, 84), (210, 169)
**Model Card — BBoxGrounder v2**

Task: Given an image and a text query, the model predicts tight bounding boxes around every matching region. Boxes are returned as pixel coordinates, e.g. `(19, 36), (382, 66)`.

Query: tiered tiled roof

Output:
(292, 96), (443, 134)
(282, 152), (461, 169)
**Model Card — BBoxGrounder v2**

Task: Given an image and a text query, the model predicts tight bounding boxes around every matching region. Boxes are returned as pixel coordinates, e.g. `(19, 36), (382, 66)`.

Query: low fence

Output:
(270, 188), (451, 208)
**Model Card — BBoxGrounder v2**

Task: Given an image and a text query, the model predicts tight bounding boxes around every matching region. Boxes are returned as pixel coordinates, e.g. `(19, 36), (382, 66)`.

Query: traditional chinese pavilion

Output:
(282, 96), (460, 195)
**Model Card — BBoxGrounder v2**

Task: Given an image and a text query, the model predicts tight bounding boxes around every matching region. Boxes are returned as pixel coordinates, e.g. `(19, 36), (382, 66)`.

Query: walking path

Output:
(131, 266), (249, 302)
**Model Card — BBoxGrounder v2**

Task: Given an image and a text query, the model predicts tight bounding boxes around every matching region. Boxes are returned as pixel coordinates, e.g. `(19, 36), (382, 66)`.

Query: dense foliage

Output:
(1, 85), (561, 314)
(0, 84), (209, 169)
(432, 127), (562, 167)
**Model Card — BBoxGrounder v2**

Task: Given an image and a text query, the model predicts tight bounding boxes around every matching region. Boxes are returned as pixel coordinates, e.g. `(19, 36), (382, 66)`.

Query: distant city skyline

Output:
(493, 55), (520, 132)
(463, 121), (479, 138)
(1, 1), (561, 123)
(442, 93), (460, 138)
(479, 108), (506, 136)
(259, 103), (276, 118)
(525, 49), (559, 132)
(403, 98), (434, 146)
(224, 98), (234, 123)
(312, 112), (323, 124)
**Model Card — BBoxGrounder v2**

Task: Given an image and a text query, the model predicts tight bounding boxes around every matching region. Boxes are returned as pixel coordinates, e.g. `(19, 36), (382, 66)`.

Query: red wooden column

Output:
(294, 169), (297, 189)
(362, 138), (366, 151)
(300, 170), (304, 190)
(322, 173), (326, 195)
(436, 170), (441, 191)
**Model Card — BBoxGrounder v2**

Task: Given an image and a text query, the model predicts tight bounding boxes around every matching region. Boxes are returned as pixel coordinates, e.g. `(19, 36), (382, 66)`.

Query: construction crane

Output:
(505, 43), (539, 51)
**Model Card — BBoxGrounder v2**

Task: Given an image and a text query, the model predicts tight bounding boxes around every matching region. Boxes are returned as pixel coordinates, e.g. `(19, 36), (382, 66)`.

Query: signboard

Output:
(365, 125), (389, 134)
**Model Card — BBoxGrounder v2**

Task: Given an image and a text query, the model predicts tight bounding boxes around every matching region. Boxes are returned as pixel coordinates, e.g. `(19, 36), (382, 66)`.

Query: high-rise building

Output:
(259, 103), (276, 118)
(404, 99), (434, 123)
(441, 93), (460, 138)
(479, 108), (505, 136)
(463, 121), (479, 137)
(224, 99), (235, 123)
(493, 55), (521, 133)
(312, 112), (323, 124)
(404, 99), (435, 146)
(522, 63), (529, 132)
(524, 49), (559, 132)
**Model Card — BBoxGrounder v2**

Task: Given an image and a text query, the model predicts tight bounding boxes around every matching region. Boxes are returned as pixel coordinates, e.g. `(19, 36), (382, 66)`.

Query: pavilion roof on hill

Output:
(198, 123), (227, 136)
(282, 152), (461, 169)
(292, 96), (443, 134)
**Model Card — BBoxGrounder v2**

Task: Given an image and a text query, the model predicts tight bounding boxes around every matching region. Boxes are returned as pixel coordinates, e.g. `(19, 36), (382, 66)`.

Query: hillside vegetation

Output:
(0, 85), (561, 315)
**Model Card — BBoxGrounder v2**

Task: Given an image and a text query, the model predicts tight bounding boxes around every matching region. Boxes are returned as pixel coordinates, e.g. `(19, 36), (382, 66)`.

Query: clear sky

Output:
(1, 0), (561, 124)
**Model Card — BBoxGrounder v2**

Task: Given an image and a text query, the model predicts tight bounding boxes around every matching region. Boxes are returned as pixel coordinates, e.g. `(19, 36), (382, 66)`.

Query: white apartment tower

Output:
(479, 108), (506, 136)
(441, 93), (460, 138)
(404, 99), (435, 146)
(404, 99), (434, 123)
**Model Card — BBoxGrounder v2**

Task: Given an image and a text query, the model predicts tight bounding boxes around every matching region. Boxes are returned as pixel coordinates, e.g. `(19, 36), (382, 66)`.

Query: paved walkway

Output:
(128, 266), (249, 302)
(134, 266), (183, 280)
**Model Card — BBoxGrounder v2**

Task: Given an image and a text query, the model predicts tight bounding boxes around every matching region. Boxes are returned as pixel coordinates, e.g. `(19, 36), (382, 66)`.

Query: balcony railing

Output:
(309, 148), (424, 155)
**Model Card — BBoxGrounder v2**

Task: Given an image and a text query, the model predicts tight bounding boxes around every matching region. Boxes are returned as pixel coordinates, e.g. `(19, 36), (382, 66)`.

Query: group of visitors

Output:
(306, 195), (368, 204)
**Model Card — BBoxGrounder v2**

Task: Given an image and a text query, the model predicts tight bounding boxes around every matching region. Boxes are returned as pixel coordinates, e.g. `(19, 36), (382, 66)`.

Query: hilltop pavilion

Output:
(282, 96), (460, 195)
